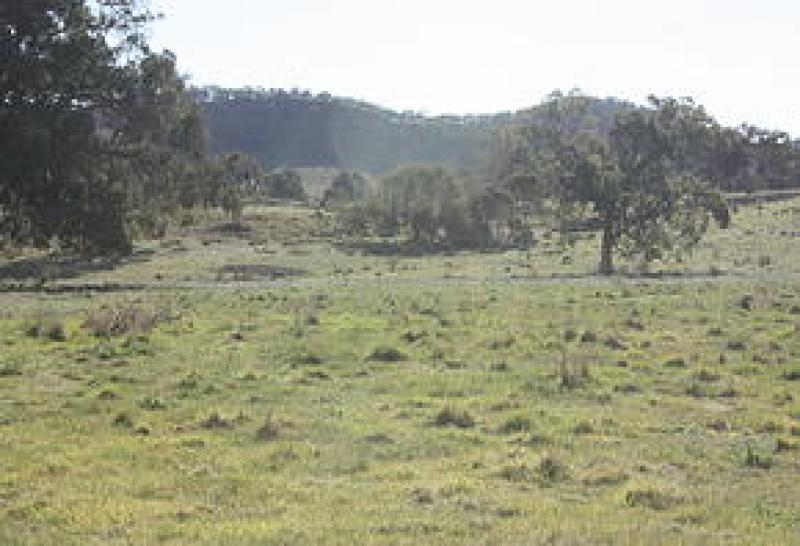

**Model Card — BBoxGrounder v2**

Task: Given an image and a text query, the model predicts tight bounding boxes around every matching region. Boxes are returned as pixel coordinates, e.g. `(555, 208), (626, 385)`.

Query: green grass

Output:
(0, 198), (799, 544)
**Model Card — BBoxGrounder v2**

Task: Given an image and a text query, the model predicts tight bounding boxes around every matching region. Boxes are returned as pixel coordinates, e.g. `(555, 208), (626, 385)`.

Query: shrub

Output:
(256, 415), (281, 441)
(744, 444), (773, 469)
(497, 464), (535, 483)
(112, 413), (134, 428)
(25, 316), (68, 342)
(727, 339), (747, 351)
(738, 294), (755, 310)
(366, 346), (408, 362)
(489, 361), (510, 372)
(695, 369), (720, 382)
(434, 406), (475, 428)
(624, 319), (645, 331)
(558, 351), (590, 389)
(138, 396), (167, 411)
(775, 438), (800, 452)
(614, 384), (641, 394)
(604, 336), (627, 350)
(499, 415), (532, 434)
(0, 361), (23, 377)
(264, 169), (307, 201)
(291, 351), (325, 367)
(538, 455), (570, 483)
(201, 412), (233, 429)
(781, 368), (800, 381)
(84, 305), (170, 337)
(583, 470), (629, 487)
(625, 488), (681, 510)
(664, 358), (686, 368)
(572, 421), (594, 434)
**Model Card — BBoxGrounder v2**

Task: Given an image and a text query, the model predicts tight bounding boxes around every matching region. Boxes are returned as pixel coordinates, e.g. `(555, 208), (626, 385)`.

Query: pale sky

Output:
(149, 0), (800, 135)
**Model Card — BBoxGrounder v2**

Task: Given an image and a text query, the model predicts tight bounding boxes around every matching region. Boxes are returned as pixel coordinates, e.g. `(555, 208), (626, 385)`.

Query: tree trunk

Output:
(599, 221), (614, 275)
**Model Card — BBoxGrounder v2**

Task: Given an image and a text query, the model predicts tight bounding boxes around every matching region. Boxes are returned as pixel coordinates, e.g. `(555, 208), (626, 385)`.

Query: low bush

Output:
(625, 487), (681, 510)
(84, 305), (171, 337)
(256, 414), (281, 441)
(434, 406), (475, 428)
(366, 346), (408, 362)
(499, 415), (532, 434)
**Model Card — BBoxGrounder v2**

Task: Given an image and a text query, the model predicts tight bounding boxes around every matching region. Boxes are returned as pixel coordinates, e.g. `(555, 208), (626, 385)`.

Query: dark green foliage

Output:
(664, 358), (687, 368)
(0, 361), (23, 377)
(138, 396), (167, 411)
(201, 412), (233, 429)
(255, 415), (281, 441)
(537, 455), (570, 483)
(365, 164), (491, 248)
(499, 415), (532, 434)
(494, 92), (733, 274)
(263, 169), (307, 201)
(25, 317), (67, 342)
(322, 171), (368, 207)
(433, 406), (475, 428)
(0, 2), (218, 254)
(726, 340), (746, 351)
(0, 1), (146, 251)
(291, 351), (325, 366)
(366, 346), (408, 362)
(112, 413), (134, 428)
(196, 87), (496, 173)
(572, 421), (594, 434)
(781, 368), (800, 381)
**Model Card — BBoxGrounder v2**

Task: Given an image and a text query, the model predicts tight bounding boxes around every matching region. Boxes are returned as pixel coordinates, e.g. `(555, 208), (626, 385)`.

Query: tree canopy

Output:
(0, 1), (213, 253)
(497, 93), (731, 274)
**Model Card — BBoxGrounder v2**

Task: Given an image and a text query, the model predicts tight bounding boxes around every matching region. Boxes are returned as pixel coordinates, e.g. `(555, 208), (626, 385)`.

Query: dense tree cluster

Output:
(0, 1), (223, 253)
(195, 86), (506, 173)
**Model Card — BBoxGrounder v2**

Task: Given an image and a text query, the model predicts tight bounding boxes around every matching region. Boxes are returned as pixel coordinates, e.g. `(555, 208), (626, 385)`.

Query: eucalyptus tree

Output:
(375, 164), (483, 246)
(0, 1), (207, 253)
(498, 93), (730, 274)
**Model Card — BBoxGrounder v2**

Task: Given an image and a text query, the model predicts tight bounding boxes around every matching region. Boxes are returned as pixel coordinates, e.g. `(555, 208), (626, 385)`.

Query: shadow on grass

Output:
(337, 239), (518, 257)
(204, 222), (253, 238)
(0, 249), (155, 281)
(216, 263), (306, 281)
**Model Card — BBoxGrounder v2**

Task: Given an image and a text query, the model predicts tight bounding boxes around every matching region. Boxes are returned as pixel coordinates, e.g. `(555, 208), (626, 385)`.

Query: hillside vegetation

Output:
(195, 87), (632, 173)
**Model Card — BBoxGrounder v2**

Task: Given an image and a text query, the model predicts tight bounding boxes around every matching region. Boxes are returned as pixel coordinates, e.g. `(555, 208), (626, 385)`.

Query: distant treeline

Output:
(196, 86), (799, 193)
(193, 86), (505, 173)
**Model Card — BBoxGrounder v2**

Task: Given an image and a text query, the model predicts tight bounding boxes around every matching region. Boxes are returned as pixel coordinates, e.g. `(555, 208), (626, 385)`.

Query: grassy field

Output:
(0, 198), (799, 544)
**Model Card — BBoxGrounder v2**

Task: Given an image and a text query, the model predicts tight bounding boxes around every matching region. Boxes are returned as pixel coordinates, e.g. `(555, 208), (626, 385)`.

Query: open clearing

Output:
(1, 198), (799, 545)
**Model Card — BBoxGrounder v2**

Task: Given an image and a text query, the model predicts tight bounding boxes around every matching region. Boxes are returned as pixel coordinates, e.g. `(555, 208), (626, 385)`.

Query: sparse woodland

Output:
(1, 2), (800, 545)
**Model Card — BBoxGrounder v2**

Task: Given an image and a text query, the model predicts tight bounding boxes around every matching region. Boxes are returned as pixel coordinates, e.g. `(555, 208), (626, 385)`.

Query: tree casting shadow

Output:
(0, 249), (156, 281)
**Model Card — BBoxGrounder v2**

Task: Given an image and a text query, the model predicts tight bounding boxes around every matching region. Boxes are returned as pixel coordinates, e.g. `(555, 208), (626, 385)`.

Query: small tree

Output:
(321, 171), (368, 207)
(264, 169), (307, 201)
(375, 164), (485, 246)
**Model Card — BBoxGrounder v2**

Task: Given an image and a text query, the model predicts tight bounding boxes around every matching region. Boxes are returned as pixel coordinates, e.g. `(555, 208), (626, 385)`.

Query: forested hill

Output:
(192, 87), (632, 173)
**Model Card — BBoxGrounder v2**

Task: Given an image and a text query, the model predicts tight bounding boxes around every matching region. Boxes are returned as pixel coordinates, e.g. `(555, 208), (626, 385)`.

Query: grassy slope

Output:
(0, 200), (799, 545)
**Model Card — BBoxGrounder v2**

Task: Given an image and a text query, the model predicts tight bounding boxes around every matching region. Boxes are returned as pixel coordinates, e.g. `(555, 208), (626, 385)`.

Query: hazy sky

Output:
(150, 0), (800, 135)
